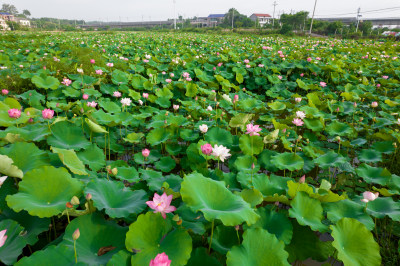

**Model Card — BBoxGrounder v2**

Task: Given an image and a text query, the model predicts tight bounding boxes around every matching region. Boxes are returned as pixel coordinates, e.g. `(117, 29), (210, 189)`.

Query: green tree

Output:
(280, 11), (309, 31)
(22, 9), (31, 17)
(220, 8), (254, 28)
(1, 3), (18, 14)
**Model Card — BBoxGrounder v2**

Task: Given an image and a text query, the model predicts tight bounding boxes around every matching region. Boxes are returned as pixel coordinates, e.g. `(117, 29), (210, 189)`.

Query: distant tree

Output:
(326, 21), (343, 35)
(280, 11), (309, 31)
(6, 21), (21, 30)
(1, 4), (18, 15)
(359, 21), (373, 36)
(22, 9), (31, 17)
(221, 8), (253, 28)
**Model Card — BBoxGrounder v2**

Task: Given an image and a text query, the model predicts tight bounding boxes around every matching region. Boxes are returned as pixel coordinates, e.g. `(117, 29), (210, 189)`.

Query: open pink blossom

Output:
(320, 82), (327, 87)
(95, 69), (103, 75)
(0, 229), (7, 247)
(143, 93), (149, 99)
(371, 101), (378, 108)
(295, 97), (302, 103)
(0, 176), (8, 187)
(150, 252), (171, 266)
(106, 63), (114, 67)
(233, 94), (239, 103)
(146, 192), (176, 219)
(8, 109), (21, 119)
(173, 105), (179, 111)
(165, 79), (172, 83)
(113, 91), (122, 98)
(382, 75), (389, 79)
(245, 124), (262, 136)
(307, 57), (312, 62)
(296, 111), (306, 119)
(90, 59), (95, 64)
(292, 118), (304, 126)
(142, 149), (150, 158)
(62, 78), (72, 86)
(2, 89), (9, 95)
(42, 109), (54, 119)
(82, 94), (89, 100)
(201, 143), (213, 155)
(361, 191), (379, 203)
(87, 101), (97, 108)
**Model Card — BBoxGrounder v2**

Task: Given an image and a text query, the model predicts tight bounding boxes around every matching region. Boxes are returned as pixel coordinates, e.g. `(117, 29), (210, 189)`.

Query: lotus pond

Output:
(0, 32), (399, 265)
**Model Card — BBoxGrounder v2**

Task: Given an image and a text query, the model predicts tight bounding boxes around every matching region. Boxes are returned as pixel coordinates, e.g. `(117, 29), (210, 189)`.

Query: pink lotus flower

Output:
(0, 229), (7, 247)
(217, 62), (223, 67)
(382, 75), (389, 79)
(113, 91), (122, 98)
(292, 118), (304, 126)
(320, 82), (327, 87)
(95, 69), (103, 75)
(170, 73), (175, 78)
(146, 192), (176, 219)
(142, 149), (150, 158)
(121, 98), (132, 107)
(62, 78), (72, 86)
(361, 191), (379, 203)
(1, 89), (9, 95)
(87, 101), (97, 108)
(244, 59), (250, 64)
(150, 252), (171, 266)
(8, 109), (21, 119)
(106, 63), (114, 67)
(143, 93), (149, 99)
(296, 111), (306, 119)
(82, 94), (89, 100)
(295, 97), (302, 103)
(277, 75), (282, 80)
(0, 176), (8, 187)
(245, 124), (262, 136)
(90, 59), (95, 64)
(42, 109), (54, 119)
(72, 228), (80, 241)
(307, 57), (312, 62)
(300, 73), (304, 77)
(233, 94), (239, 103)
(371, 101), (378, 108)
(173, 105), (179, 111)
(138, 100), (143, 106)
(166, 79), (172, 83)
(182, 72), (190, 78)
(299, 175), (306, 184)
(201, 143), (213, 155)
(377, 84), (381, 88)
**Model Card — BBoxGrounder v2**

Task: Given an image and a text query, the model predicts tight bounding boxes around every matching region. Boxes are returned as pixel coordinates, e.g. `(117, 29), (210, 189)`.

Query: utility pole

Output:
(231, 9), (234, 29)
(173, 0), (177, 30)
(309, 0), (318, 36)
(355, 7), (361, 32)
(272, 1), (277, 27)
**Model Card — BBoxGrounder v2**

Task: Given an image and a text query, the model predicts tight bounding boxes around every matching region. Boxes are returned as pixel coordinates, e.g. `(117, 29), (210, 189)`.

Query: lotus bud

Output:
(235, 225), (240, 231)
(373, 117), (376, 122)
(70, 196), (80, 205)
(299, 175), (306, 184)
(111, 168), (118, 175)
(86, 193), (92, 200)
(106, 165), (111, 171)
(72, 228), (80, 241)
(273, 145), (278, 149)
(274, 201), (279, 206)
(335, 136), (341, 143)
(251, 163), (255, 170)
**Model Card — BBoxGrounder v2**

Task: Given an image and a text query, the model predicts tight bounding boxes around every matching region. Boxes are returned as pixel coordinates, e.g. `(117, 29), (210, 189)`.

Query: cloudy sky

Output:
(7, 0), (400, 21)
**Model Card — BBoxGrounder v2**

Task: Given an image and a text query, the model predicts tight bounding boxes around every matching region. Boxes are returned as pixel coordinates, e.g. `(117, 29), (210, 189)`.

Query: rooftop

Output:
(252, 13), (272, 17)
(0, 12), (12, 15)
(208, 14), (225, 18)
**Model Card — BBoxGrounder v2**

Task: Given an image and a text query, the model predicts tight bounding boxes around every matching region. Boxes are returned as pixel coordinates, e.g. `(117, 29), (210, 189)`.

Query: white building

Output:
(250, 13), (272, 27)
(15, 18), (31, 27)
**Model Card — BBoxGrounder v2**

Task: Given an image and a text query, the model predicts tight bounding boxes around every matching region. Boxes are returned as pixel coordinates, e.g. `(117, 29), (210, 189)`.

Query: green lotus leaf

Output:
(271, 153), (304, 171)
(146, 127), (171, 146)
(253, 174), (290, 197)
(205, 127), (233, 147)
(0, 142), (50, 174)
(240, 188), (263, 207)
(0, 124), (50, 142)
(47, 121), (91, 150)
(4, 98), (21, 109)
(123, 132), (144, 143)
(326, 121), (353, 136)
(303, 118), (324, 132)
(126, 212), (192, 266)
(285, 221), (334, 263)
(361, 196), (400, 221)
(186, 247), (221, 266)
(358, 149), (382, 163)
(287, 180), (314, 198)
(229, 113), (254, 128)
(289, 191), (328, 232)
(331, 218), (381, 266)
(210, 225), (238, 255)
(249, 206), (293, 244)
(258, 149), (279, 172)
(180, 172), (259, 226)
(0, 219), (28, 265)
(85, 179), (147, 218)
(114, 166), (139, 183)
(61, 213), (128, 265)
(146, 174), (182, 193)
(18, 90), (45, 108)
(239, 135), (264, 155)
(0, 208), (50, 246)
(155, 156), (176, 173)
(31, 74), (60, 90)
(6, 166), (83, 218)
(313, 151), (347, 169)
(324, 199), (375, 231)
(371, 141), (395, 154)
(85, 118), (108, 133)
(0, 110), (30, 127)
(51, 147), (88, 175)
(98, 98), (121, 113)
(107, 250), (131, 266)
(15, 245), (74, 266)
(0, 154), (23, 178)
(268, 101), (286, 111)
(0, 176), (17, 211)
(77, 143), (106, 171)
(234, 155), (259, 173)
(226, 228), (290, 266)
(355, 163), (391, 185)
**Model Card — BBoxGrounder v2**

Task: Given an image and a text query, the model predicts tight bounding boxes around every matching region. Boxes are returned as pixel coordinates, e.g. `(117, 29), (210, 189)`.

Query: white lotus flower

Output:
(199, 124), (208, 133)
(211, 145), (231, 162)
(120, 98), (132, 107)
(0, 176), (7, 187)
(296, 111), (306, 119)
(222, 94), (232, 103)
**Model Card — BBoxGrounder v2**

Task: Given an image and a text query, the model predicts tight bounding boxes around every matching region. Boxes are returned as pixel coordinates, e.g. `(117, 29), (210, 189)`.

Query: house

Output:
(15, 17), (31, 27)
(0, 12), (14, 21)
(190, 17), (209, 27)
(207, 14), (225, 27)
(0, 18), (10, 30)
(250, 13), (272, 27)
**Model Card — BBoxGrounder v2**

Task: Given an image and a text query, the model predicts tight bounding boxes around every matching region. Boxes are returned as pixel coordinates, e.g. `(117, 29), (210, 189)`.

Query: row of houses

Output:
(0, 12), (31, 30)
(191, 13), (272, 27)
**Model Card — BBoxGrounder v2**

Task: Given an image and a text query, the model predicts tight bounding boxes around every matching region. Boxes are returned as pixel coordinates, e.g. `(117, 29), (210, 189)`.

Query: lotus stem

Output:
(52, 217), (57, 240)
(208, 219), (214, 254)
(74, 240), (78, 263)
(66, 210), (70, 224)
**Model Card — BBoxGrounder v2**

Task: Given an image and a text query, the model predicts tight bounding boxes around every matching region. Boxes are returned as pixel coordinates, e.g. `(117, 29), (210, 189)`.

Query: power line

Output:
(315, 6), (400, 17)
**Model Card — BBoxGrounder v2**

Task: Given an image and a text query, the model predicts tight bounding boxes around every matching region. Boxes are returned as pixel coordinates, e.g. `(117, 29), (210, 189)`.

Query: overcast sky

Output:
(7, 0), (400, 21)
